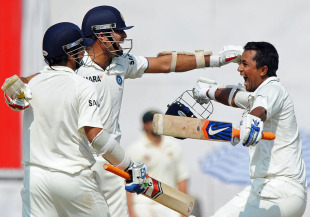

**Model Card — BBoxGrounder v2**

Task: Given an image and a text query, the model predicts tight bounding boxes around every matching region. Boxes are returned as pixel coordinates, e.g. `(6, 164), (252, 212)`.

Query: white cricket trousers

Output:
(211, 185), (307, 217)
(21, 165), (110, 217)
(91, 157), (129, 217)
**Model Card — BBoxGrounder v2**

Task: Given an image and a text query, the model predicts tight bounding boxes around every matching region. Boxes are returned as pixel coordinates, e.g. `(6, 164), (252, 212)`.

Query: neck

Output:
(146, 133), (162, 146)
(64, 58), (76, 71)
(89, 41), (114, 71)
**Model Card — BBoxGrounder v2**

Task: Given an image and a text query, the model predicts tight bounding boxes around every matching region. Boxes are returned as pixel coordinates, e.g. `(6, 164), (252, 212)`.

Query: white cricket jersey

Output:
(247, 77), (307, 189)
(77, 54), (148, 140)
(24, 66), (103, 174)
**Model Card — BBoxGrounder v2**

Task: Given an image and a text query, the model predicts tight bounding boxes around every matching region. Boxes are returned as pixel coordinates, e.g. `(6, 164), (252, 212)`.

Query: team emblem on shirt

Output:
(116, 75), (123, 85)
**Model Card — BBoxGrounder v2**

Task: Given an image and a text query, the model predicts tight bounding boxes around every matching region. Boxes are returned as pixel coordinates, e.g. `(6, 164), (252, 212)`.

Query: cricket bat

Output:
(103, 164), (195, 216)
(153, 114), (276, 141)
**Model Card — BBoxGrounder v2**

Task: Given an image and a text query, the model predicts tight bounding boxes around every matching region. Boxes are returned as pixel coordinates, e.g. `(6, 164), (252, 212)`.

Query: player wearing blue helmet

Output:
(2, 22), (149, 217)
(78, 5), (243, 217)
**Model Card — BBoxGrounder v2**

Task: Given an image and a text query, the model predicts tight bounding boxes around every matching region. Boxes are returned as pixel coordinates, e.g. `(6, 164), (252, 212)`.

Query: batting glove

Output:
(4, 93), (30, 111)
(210, 46), (243, 67)
(192, 77), (218, 104)
(240, 114), (263, 147)
(125, 162), (149, 194)
(22, 84), (32, 101)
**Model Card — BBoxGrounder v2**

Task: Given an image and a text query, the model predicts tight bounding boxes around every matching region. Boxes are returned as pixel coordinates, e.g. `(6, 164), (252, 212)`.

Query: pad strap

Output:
(170, 51), (177, 72)
(195, 50), (206, 68)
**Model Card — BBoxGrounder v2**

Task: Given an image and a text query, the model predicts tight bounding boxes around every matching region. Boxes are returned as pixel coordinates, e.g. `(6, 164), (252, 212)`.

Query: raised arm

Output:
(145, 46), (243, 74)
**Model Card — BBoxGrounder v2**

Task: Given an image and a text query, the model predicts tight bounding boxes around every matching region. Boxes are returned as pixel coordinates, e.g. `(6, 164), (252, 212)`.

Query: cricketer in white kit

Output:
(22, 66), (109, 216)
(193, 41), (307, 217)
(210, 76), (307, 217)
(20, 22), (110, 217)
(77, 53), (148, 217)
(3, 22), (149, 217)
(78, 6), (243, 216)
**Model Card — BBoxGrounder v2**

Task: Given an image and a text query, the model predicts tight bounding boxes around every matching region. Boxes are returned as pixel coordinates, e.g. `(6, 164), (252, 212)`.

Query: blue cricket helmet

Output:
(82, 6), (134, 37)
(43, 22), (94, 59)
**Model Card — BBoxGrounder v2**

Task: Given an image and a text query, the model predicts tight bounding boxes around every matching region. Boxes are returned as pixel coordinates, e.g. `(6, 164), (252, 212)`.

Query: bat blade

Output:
(103, 164), (195, 216)
(153, 114), (276, 141)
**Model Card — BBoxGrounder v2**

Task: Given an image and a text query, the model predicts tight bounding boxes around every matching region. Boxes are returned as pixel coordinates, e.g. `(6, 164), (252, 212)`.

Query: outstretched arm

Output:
(145, 46), (243, 74)
(192, 77), (250, 109)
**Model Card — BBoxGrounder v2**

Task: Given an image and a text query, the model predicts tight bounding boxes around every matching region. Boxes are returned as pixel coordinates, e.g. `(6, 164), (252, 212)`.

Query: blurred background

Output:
(0, 0), (309, 216)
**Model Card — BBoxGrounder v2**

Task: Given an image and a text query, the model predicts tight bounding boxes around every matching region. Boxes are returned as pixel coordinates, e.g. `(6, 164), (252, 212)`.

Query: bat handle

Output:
(103, 164), (131, 180)
(232, 128), (276, 140)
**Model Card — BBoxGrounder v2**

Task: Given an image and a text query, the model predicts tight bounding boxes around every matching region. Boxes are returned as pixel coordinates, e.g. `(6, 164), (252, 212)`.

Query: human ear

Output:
(260, 65), (268, 76)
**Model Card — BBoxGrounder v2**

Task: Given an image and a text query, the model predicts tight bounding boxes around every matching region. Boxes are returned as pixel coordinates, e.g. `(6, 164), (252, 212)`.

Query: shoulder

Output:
(127, 135), (148, 155)
(256, 77), (285, 97)
(70, 73), (96, 92)
(115, 54), (147, 66)
(162, 137), (182, 151)
(128, 135), (147, 148)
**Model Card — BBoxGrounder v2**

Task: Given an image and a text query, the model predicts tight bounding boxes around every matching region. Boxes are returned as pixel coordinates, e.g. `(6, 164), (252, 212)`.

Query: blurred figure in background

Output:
(126, 110), (190, 217)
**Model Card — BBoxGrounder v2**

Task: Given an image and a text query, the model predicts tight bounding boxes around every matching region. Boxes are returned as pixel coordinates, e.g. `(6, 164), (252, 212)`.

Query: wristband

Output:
(209, 55), (220, 67)
(207, 85), (218, 101)
(195, 50), (205, 68)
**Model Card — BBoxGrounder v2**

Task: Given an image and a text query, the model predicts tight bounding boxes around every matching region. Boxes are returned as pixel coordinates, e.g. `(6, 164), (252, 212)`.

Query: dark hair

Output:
(244, 42), (279, 77)
(142, 110), (159, 123)
(45, 54), (68, 67)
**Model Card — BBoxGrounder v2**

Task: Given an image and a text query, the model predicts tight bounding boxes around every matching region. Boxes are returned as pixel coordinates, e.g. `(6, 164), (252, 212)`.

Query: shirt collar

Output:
(254, 76), (280, 93)
(143, 134), (164, 148)
(82, 53), (118, 74)
(42, 65), (75, 74)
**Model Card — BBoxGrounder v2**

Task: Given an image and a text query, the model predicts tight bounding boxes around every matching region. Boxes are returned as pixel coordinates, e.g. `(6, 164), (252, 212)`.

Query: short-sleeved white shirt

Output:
(24, 66), (103, 174)
(77, 54), (149, 141)
(247, 77), (307, 189)
(127, 135), (190, 204)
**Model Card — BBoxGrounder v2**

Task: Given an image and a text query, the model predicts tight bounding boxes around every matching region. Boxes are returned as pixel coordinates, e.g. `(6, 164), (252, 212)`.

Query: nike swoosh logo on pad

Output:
(208, 126), (229, 135)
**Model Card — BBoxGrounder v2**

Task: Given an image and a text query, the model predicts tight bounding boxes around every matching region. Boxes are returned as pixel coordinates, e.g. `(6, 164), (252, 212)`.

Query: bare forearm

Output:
(126, 192), (138, 217)
(178, 180), (188, 217)
(145, 54), (211, 74)
(250, 106), (267, 121)
(177, 179), (188, 194)
(20, 73), (40, 83)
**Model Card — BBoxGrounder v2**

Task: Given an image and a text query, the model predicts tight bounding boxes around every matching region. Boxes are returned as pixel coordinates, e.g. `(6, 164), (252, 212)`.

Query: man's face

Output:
(97, 30), (127, 57)
(112, 30), (127, 52)
(238, 50), (266, 92)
